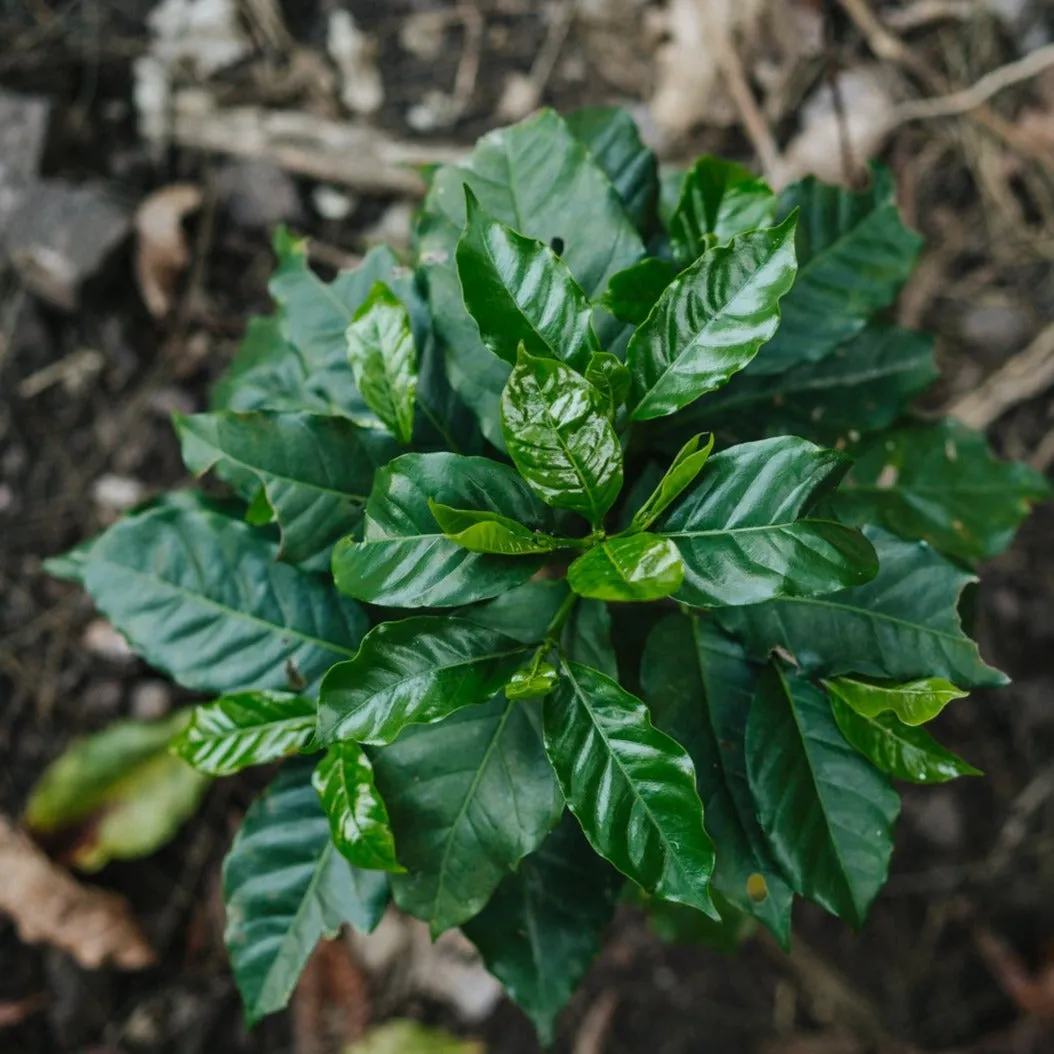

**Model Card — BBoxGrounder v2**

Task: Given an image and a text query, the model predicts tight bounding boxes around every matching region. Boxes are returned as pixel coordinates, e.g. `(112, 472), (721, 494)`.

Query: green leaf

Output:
(223, 761), (389, 1024)
(506, 650), (560, 700)
(824, 676), (967, 727)
(835, 419), (1050, 563)
(501, 347), (623, 525)
(172, 691), (316, 775)
(428, 500), (570, 556)
(42, 534), (97, 584)
(543, 661), (718, 918)
(628, 216), (799, 421)
(456, 189), (600, 371)
(641, 616), (793, 945)
(629, 432), (714, 532)
(658, 436), (878, 607)
(459, 580), (571, 645)
(746, 665), (899, 926)
(828, 691), (980, 784)
(25, 710), (210, 872)
(79, 495), (367, 695)
(599, 257), (678, 326)
(584, 351), (632, 416)
(175, 411), (398, 565)
(567, 533), (685, 602)
(755, 166), (922, 374)
(318, 617), (530, 745)
(561, 598), (617, 678)
(313, 742), (403, 871)
(645, 893), (755, 954)
(332, 452), (552, 607)
(346, 282), (418, 444)
(668, 156), (776, 265)
(463, 813), (621, 1044)
(350, 1021), (483, 1054)
(720, 526), (1008, 688)
(565, 105), (659, 233)
(375, 693), (563, 935)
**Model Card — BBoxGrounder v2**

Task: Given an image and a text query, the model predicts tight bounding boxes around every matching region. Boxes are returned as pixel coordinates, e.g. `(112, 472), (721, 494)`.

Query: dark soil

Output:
(2, 3), (1054, 1053)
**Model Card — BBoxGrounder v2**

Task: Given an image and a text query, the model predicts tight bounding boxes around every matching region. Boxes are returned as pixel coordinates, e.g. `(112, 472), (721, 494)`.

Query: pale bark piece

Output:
(0, 816), (155, 970)
(134, 183), (204, 317)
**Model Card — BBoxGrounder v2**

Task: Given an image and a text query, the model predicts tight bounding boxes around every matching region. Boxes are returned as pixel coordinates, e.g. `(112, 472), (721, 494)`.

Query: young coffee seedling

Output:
(48, 108), (1047, 1041)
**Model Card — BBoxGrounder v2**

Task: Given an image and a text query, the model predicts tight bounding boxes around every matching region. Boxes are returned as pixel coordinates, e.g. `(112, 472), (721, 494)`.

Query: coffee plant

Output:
(48, 107), (1047, 1042)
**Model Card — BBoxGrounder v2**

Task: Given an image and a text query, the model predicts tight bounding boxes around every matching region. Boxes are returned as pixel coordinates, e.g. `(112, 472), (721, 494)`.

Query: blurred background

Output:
(2, 1), (1054, 1051)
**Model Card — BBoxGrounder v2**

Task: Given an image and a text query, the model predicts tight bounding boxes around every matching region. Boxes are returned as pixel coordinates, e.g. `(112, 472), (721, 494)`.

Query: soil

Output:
(2, 2), (1054, 1053)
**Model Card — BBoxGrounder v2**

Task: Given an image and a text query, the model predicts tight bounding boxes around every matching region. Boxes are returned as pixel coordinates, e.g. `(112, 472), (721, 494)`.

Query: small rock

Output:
(83, 620), (136, 664)
(130, 680), (172, 721)
(214, 160), (303, 229)
(497, 73), (541, 123)
(406, 89), (462, 132)
(311, 184), (357, 222)
(91, 474), (148, 514)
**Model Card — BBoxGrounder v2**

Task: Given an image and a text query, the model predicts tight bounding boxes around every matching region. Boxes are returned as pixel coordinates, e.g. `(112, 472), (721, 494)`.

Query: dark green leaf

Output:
(79, 495), (367, 695)
(375, 694), (563, 935)
(456, 189), (600, 371)
(823, 676), (968, 726)
(755, 166), (923, 374)
(332, 452), (552, 607)
(318, 617), (530, 745)
(463, 813), (621, 1044)
(835, 419), (1050, 563)
(459, 580), (571, 644)
(565, 106), (659, 233)
(828, 691), (980, 783)
(346, 282), (418, 444)
(585, 351), (632, 416)
(746, 665), (899, 926)
(313, 742), (403, 871)
(629, 432), (714, 532)
(172, 691), (316, 775)
(646, 894), (755, 954)
(599, 257), (678, 326)
(567, 533), (684, 602)
(561, 598), (617, 679)
(175, 411), (397, 565)
(658, 436), (877, 607)
(669, 156), (775, 265)
(223, 762), (388, 1024)
(628, 216), (799, 421)
(543, 661), (718, 918)
(720, 526), (1008, 688)
(641, 615), (793, 945)
(501, 347), (623, 526)
(428, 500), (570, 556)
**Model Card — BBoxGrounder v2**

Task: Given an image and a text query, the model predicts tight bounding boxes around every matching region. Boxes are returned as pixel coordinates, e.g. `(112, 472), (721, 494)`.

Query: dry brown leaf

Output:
(134, 183), (203, 318)
(292, 938), (371, 1054)
(0, 815), (155, 970)
(977, 927), (1054, 1021)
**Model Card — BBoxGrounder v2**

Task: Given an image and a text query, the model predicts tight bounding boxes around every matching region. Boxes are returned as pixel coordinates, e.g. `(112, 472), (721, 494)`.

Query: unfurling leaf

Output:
(629, 432), (714, 532)
(429, 500), (570, 555)
(824, 676), (967, 727)
(567, 533), (685, 602)
(506, 651), (561, 700)
(584, 351), (632, 417)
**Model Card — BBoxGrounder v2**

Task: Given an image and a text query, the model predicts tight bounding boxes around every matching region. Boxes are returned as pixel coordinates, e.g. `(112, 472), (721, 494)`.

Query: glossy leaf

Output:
(318, 617), (530, 745)
(543, 661), (718, 918)
(175, 411), (397, 564)
(428, 500), (569, 556)
(463, 814), (621, 1044)
(25, 710), (209, 872)
(599, 257), (678, 326)
(506, 651), (561, 700)
(172, 691), (316, 775)
(456, 189), (600, 371)
(332, 452), (552, 607)
(828, 691), (980, 784)
(720, 526), (1008, 688)
(223, 762), (388, 1024)
(567, 533), (685, 602)
(375, 694), (563, 935)
(346, 282), (418, 444)
(352, 1021), (482, 1054)
(629, 432), (714, 532)
(501, 347), (623, 525)
(565, 105), (659, 233)
(459, 580), (571, 645)
(641, 616), (793, 944)
(755, 166), (923, 374)
(313, 742), (403, 871)
(835, 419), (1050, 563)
(561, 598), (617, 679)
(669, 156), (776, 264)
(746, 665), (899, 926)
(628, 216), (798, 421)
(658, 436), (878, 607)
(585, 351), (632, 416)
(824, 676), (967, 727)
(79, 495), (367, 694)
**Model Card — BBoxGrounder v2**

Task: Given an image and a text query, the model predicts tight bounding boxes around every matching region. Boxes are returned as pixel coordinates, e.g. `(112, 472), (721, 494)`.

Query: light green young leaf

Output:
(501, 347), (623, 526)
(629, 432), (714, 532)
(824, 676), (968, 727)
(543, 661), (718, 919)
(172, 691), (316, 775)
(505, 652), (560, 700)
(584, 351), (632, 417)
(628, 216), (798, 421)
(567, 533), (685, 602)
(318, 617), (530, 745)
(428, 500), (571, 556)
(828, 691), (980, 784)
(350, 1021), (483, 1054)
(313, 742), (403, 872)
